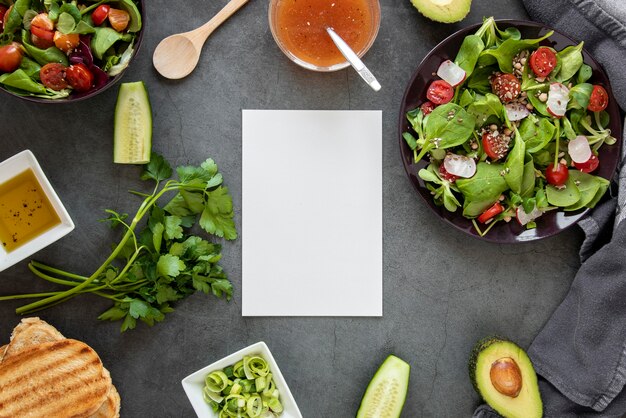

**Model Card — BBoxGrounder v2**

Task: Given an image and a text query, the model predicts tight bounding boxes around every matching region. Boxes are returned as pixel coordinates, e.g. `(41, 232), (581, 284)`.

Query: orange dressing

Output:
(0, 169), (60, 252)
(275, 0), (377, 67)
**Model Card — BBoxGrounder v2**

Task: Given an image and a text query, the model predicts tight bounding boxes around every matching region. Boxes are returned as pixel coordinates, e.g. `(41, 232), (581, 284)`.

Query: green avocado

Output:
(469, 336), (543, 418)
(410, 0), (471, 23)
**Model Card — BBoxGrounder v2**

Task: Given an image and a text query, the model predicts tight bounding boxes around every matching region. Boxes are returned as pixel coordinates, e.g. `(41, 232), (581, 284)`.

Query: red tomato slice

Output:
(573, 154), (600, 173)
(0, 43), (23, 73)
(491, 73), (520, 103)
(30, 13), (54, 41)
(530, 47), (557, 77)
(477, 202), (504, 224)
(426, 80), (454, 105)
(420, 101), (435, 115)
(91, 4), (110, 26)
(438, 163), (458, 182)
(545, 163), (569, 186)
(0, 6), (8, 32)
(481, 131), (509, 160)
(65, 63), (94, 92)
(40, 63), (68, 91)
(588, 85), (609, 112)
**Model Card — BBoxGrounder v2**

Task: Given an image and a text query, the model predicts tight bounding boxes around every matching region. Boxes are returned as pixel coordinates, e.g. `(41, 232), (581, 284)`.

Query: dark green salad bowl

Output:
(0, 0), (145, 103)
(399, 19), (622, 243)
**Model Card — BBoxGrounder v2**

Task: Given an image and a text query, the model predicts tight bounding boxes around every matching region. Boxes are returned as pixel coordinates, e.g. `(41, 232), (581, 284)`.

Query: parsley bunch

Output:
(1, 154), (237, 331)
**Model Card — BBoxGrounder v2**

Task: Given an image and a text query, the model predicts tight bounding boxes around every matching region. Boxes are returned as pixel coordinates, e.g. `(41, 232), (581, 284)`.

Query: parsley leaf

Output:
(200, 187), (237, 239)
(141, 153), (172, 182)
(157, 254), (186, 277)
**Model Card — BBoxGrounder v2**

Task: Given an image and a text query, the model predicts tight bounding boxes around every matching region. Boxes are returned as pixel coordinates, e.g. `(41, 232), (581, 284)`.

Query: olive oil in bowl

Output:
(0, 169), (61, 252)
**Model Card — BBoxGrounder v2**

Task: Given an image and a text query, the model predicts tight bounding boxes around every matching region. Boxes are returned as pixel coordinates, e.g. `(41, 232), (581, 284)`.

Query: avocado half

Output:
(469, 336), (543, 418)
(410, 0), (471, 23)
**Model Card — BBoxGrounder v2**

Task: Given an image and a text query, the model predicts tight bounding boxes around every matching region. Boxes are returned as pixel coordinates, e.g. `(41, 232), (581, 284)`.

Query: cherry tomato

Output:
(65, 63), (94, 92)
(491, 73), (521, 103)
(426, 80), (454, 105)
(108, 8), (130, 32)
(477, 202), (504, 224)
(420, 101), (435, 115)
(573, 154), (600, 173)
(438, 163), (458, 183)
(0, 5), (8, 32)
(91, 4), (110, 26)
(30, 13), (54, 41)
(39, 63), (68, 90)
(481, 131), (509, 160)
(545, 163), (569, 186)
(0, 43), (23, 73)
(53, 31), (80, 53)
(587, 85), (609, 112)
(529, 47), (557, 77)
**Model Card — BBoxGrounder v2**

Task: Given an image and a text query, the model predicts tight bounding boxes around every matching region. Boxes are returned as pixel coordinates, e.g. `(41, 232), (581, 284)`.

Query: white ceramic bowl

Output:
(181, 342), (303, 418)
(0, 150), (74, 272)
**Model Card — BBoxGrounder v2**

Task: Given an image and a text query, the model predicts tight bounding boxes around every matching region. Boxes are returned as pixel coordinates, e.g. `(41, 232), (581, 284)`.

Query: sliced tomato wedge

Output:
(530, 47), (557, 77)
(91, 4), (110, 26)
(438, 163), (458, 183)
(573, 154), (600, 173)
(477, 202), (504, 224)
(426, 80), (454, 105)
(588, 85), (609, 112)
(481, 131), (510, 160)
(65, 63), (94, 92)
(420, 101), (435, 115)
(491, 73), (521, 103)
(40, 63), (68, 91)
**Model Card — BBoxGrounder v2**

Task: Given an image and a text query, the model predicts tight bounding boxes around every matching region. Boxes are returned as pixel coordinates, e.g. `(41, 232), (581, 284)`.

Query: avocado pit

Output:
(490, 357), (522, 397)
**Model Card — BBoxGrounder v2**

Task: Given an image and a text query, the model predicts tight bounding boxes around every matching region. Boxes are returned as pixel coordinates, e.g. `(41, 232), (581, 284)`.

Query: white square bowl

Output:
(0, 150), (74, 272)
(181, 342), (303, 418)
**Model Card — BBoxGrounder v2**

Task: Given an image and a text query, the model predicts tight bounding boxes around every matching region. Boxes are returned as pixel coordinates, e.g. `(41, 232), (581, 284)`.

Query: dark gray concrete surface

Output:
(0, 0), (583, 417)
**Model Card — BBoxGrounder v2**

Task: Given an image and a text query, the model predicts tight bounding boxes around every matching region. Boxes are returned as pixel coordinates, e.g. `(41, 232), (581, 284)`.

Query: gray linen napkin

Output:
(474, 0), (626, 416)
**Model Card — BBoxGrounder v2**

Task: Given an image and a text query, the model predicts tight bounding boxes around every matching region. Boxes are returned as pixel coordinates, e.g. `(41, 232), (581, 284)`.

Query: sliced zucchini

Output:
(356, 355), (410, 418)
(114, 81), (152, 164)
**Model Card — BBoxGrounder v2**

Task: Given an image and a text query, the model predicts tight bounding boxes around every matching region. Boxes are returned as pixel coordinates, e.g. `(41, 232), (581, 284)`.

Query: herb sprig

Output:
(0, 154), (237, 331)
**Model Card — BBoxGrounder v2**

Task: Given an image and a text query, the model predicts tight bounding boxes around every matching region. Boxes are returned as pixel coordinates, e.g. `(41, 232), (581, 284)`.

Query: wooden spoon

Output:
(153, 0), (250, 79)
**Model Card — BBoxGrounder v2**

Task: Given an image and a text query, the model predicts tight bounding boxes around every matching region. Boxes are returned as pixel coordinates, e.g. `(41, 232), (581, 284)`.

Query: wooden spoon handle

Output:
(191, 0), (250, 46)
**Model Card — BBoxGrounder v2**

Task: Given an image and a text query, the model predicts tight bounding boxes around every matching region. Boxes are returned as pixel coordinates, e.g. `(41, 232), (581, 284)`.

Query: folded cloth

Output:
(474, 0), (626, 416)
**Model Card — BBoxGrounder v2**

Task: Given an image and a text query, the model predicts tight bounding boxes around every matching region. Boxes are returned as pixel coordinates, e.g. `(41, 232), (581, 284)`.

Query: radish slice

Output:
(568, 135), (592, 163)
(443, 153), (476, 178)
(505, 102), (530, 121)
(546, 83), (570, 118)
(516, 206), (543, 226)
(436, 60), (466, 87)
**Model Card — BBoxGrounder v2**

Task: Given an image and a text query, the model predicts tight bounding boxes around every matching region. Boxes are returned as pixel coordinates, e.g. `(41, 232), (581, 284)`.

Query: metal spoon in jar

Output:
(153, 0), (249, 79)
(326, 27), (381, 92)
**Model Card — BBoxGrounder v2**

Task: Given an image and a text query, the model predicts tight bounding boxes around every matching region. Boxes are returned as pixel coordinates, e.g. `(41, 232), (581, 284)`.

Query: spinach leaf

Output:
(454, 35), (484, 78)
(3, 0), (30, 34)
(457, 162), (509, 217)
(56, 12), (76, 33)
(459, 89), (474, 108)
(585, 175), (611, 208)
(0, 68), (46, 94)
(424, 103), (475, 148)
(564, 171), (608, 211)
(19, 56), (40, 79)
(91, 27), (132, 59)
(466, 93), (503, 128)
(504, 130), (526, 194)
(59, 2), (81, 22)
(562, 118), (577, 140)
(526, 89), (550, 117)
(520, 154), (536, 198)
(546, 176), (581, 207)
(479, 31), (553, 73)
(555, 42), (583, 83)
(576, 63), (592, 84)
(466, 66), (494, 95)
(520, 117), (555, 153)
(21, 30), (68, 65)
(569, 83), (592, 109)
(418, 164), (461, 212)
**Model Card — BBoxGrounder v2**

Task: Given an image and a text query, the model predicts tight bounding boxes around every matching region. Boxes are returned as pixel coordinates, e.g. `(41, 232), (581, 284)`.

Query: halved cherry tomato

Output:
(574, 154), (600, 173)
(477, 202), (504, 224)
(30, 13), (54, 40)
(0, 43), (22, 73)
(91, 4), (110, 26)
(108, 8), (130, 32)
(481, 131), (509, 160)
(65, 63), (94, 92)
(438, 163), (458, 183)
(491, 73), (521, 103)
(0, 5), (8, 32)
(587, 85), (609, 112)
(529, 47), (557, 77)
(426, 80), (454, 105)
(546, 163), (569, 186)
(40, 63), (68, 91)
(53, 31), (80, 53)
(420, 101), (435, 115)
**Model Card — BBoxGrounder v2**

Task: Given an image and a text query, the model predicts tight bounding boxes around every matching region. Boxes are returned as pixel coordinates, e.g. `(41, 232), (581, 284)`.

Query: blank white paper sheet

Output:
(242, 110), (382, 316)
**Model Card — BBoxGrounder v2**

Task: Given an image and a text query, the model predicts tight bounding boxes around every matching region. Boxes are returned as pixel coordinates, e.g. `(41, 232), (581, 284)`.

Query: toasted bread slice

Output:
(0, 339), (112, 418)
(3, 317), (65, 361)
(0, 345), (6, 362)
(89, 383), (121, 418)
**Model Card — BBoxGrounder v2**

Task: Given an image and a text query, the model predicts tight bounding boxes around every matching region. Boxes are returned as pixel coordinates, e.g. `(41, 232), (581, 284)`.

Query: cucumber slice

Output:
(356, 355), (410, 418)
(114, 81), (152, 164)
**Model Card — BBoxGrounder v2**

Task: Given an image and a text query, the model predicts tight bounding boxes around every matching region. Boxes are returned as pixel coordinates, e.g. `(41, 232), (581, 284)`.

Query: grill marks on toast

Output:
(0, 339), (111, 418)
